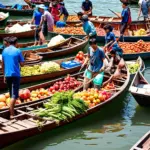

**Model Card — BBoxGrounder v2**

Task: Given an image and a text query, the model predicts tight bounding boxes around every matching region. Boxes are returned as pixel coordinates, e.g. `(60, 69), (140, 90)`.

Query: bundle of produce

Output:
(74, 82), (115, 108)
(5, 23), (32, 33)
(49, 75), (82, 94)
(133, 28), (147, 36)
(127, 63), (140, 74)
(74, 51), (85, 64)
(119, 40), (150, 53)
(0, 12), (9, 20)
(54, 27), (85, 35)
(32, 91), (88, 122)
(21, 61), (60, 76)
(47, 35), (65, 47)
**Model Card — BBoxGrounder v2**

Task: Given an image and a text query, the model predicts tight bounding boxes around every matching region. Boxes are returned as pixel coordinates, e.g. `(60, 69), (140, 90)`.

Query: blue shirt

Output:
(82, 0), (92, 11)
(121, 7), (129, 23)
(56, 21), (66, 28)
(2, 45), (24, 77)
(59, 6), (69, 16)
(88, 47), (105, 72)
(33, 10), (42, 26)
(105, 31), (116, 44)
(83, 21), (96, 36)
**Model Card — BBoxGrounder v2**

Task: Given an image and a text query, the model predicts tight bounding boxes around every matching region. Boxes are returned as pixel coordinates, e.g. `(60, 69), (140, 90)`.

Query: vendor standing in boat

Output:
(31, 5), (43, 45)
(51, 2), (60, 24)
(2, 37), (24, 119)
(138, 0), (149, 20)
(59, 2), (69, 22)
(82, 38), (105, 90)
(81, 15), (97, 39)
(117, 2), (131, 41)
(82, 0), (93, 16)
(38, 4), (54, 44)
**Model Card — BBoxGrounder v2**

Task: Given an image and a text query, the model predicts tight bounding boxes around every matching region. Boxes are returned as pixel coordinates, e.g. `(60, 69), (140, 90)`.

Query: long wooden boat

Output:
(0, 5), (33, 16)
(0, 28), (35, 40)
(17, 37), (88, 59)
(130, 131), (150, 150)
(0, 64), (130, 148)
(129, 71), (150, 107)
(126, 57), (145, 81)
(0, 12), (9, 27)
(49, 21), (150, 43)
(0, 56), (83, 90)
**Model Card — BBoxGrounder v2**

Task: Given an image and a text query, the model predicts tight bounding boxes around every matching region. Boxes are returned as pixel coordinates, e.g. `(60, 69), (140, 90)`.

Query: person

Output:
(117, 2), (131, 41)
(31, 5), (43, 45)
(51, 2), (60, 24)
(2, 37), (24, 118)
(103, 24), (116, 52)
(81, 15), (97, 39)
(138, 0), (149, 20)
(38, 4), (54, 43)
(82, 38), (105, 90)
(82, 0), (93, 16)
(11, 4), (23, 10)
(0, 37), (10, 50)
(74, 12), (84, 27)
(59, 2), (69, 22)
(56, 20), (67, 27)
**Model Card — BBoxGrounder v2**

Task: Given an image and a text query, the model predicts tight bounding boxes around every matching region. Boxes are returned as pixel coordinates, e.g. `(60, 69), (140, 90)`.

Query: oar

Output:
(108, 9), (121, 18)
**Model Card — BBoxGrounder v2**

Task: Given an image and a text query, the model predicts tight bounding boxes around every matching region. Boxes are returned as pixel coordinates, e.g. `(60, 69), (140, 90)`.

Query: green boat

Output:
(0, 12), (9, 27)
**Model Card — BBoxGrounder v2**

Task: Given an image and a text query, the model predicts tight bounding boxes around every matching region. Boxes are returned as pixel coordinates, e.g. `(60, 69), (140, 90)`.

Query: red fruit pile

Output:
(49, 75), (82, 94)
(74, 51), (85, 64)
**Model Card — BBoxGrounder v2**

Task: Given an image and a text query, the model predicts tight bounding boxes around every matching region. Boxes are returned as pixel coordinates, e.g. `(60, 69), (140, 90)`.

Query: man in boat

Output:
(0, 37), (10, 51)
(59, 2), (69, 23)
(31, 5), (43, 45)
(82, 0), (93, 16)
(138, 0), (149, 20)
(82, 38), (105, 90)
(81, 15), (97, 39)
(2, 37), (24, 119)
(38, 4), (54, 44)
(117, 2), (132, 41)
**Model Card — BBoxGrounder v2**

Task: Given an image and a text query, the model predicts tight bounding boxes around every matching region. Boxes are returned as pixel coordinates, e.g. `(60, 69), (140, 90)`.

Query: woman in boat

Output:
(38, 4), (54, 44)
(59, 2), (69, 23)
(2, 37), (24, 119)
(51, 2), (60, 24)
(138, 0), (149, 20)
(82, 38), (105, 90)
(81, 15), (97, 39)
(103, 24), (116, 52)
(82, 0), (93, 16)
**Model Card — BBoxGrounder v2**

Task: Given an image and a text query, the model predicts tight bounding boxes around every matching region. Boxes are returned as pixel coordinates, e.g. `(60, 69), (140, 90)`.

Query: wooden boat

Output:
(130, 131), (150, 150)
(49, 21), (150, 43)
(0, 64), (130, 148)
(17, 37), (88, 59)
(0, 5), (33, 16)
(0, 56), (83, 90)
(0, 27), (35, 40)
(0, 13), (9, 27)
(129, 71), (150, 107)
(121, 0), (138, 4)
(126, 57), (145, 81)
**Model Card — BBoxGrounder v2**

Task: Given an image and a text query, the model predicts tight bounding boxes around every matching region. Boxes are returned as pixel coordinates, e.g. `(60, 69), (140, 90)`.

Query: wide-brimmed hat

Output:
(37, 4), (46, 10)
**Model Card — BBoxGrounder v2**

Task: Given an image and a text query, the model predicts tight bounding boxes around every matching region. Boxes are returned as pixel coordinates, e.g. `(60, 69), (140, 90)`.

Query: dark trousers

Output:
(6, 77), (20, 99)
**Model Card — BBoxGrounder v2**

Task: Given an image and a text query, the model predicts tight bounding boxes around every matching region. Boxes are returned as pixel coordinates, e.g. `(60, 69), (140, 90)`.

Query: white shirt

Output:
(139, 0), (143, 5)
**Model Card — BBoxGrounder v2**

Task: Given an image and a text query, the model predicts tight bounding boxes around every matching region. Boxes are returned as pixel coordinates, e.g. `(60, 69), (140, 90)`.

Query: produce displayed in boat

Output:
(48, 75), (82, 94)
(5, 23), (32, 33)
(127, 63), (140, 74)
(74, 82), (115, 108)
(133, 28), (147, 36)
(119, 40), (150, 53)
(32, 91), (88, 122)
(21, 62), (60, 76)
(74, 51), (85, 64)
(67, 16), (79, 21)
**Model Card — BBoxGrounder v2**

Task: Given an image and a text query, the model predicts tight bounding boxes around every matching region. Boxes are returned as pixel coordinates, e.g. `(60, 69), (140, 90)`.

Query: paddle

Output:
(108, 9), (121, 18)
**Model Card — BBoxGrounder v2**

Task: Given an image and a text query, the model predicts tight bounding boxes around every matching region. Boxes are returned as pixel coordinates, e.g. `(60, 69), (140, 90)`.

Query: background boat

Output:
(129, 71), (150, 107)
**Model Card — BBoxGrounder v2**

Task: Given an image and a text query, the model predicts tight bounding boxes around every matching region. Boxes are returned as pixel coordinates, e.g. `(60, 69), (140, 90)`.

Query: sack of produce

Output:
(48, 35), (65, 47)
(0, 12), (9, 20)
(61, 60), (81, 69)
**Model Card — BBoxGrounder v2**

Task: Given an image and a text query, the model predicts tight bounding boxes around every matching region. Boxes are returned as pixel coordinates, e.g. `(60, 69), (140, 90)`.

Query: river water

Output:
(1, 0), (150, 150)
